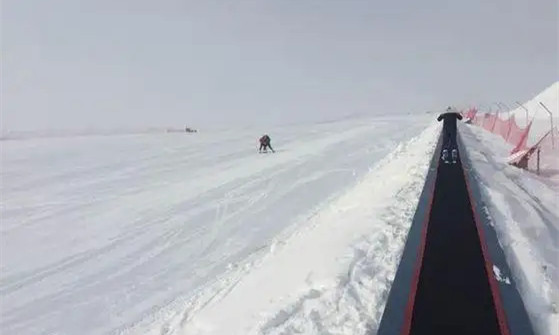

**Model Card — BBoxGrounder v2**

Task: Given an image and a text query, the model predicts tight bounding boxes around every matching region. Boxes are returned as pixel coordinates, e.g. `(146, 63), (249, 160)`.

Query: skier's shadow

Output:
(258, 149), (284, 154)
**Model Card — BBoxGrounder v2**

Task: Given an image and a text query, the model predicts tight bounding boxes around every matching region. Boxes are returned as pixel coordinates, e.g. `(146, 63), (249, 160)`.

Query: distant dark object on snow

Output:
(165, 127), (198, 133)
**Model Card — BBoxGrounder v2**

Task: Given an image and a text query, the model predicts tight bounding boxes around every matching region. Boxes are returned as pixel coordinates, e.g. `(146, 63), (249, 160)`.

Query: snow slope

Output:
(137, 123), (441, 335)
(460, 124), (559, 335)
(0, 127), (180, 141)
(510, 81), (558, 145)
(0, 115), (433, 335)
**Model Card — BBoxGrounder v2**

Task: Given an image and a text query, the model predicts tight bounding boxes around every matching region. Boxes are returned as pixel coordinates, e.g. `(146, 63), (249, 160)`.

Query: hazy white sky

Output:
(2, 0), (558, 131)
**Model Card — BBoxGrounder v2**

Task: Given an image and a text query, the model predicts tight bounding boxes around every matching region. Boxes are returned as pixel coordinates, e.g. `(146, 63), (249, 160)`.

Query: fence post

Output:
(498, 102), (513, 141)
(537, 148), (540, 175)
(539, 102), (555, 149)
(491, 102), (503, 132)
(515, 101), (530, 127)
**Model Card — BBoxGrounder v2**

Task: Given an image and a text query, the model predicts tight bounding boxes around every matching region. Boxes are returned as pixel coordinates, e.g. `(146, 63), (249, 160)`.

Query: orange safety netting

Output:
(511, 128), (559, 176)
(465, 108), (532, 153)
(507, 115), (530, 150)
(464, 107), (557, 175)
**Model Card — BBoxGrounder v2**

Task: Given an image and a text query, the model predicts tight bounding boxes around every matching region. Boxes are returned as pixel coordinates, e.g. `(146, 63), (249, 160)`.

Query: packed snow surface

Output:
(153, 123), (441, 335)
(1, 115), (434, 335)
(461, 124), (559, 335)
(3, 113), (555, 335)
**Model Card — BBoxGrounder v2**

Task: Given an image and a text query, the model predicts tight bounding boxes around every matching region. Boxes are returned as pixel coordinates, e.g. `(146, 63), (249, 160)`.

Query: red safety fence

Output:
(463, 108), (532, 152)
(463, 107), (557, 176)
(529, 128), (558, 173)
(507, 115), (530, 152)
(510, 128), (559, 176)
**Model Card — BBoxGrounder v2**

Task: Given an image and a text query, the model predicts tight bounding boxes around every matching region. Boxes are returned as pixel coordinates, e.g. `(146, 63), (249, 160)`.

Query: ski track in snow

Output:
(162, 123), (441, 335)
(0, 116), (432, 335)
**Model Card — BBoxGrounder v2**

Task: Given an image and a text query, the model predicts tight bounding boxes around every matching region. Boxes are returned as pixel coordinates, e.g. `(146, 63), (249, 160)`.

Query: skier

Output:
(259, 134), (275, 153)
(437, 107), (463, 163)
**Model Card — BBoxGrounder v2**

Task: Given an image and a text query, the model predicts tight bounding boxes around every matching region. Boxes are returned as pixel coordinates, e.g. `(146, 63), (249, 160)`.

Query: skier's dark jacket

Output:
(259, 135), (270, 145)
(437, 111), (463, 134)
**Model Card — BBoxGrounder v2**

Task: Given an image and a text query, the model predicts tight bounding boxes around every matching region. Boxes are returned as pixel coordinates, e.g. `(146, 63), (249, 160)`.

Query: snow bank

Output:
(153, 123), (442, 335)
(460, 124), (559, 335)
(510, 81), (558, 145)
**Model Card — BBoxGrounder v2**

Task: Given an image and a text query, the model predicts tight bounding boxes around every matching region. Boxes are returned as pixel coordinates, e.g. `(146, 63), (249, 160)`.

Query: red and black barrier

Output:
(376, 127), (534, 335)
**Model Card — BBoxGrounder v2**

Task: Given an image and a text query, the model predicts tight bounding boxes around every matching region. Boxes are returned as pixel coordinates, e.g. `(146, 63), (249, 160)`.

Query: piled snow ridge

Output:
(461, 124), (559, 335)
(157, 123), (442, 335)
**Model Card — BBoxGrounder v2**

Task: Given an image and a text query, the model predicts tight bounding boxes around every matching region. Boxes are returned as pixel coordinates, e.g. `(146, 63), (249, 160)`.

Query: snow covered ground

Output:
(146, 123), (441, 335)
(3, 111), (555, 335)
(0, 115), (435, 335)
(509, 81), (558, 145)
(463, 81), (558, 335)
(460, 124), (559, 335)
